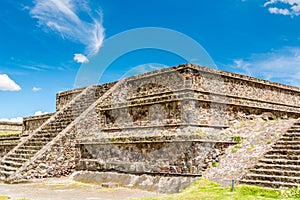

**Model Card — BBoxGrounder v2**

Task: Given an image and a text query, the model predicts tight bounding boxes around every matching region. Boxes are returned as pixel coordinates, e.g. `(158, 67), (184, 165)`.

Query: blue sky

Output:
(1, 0), (300, 121)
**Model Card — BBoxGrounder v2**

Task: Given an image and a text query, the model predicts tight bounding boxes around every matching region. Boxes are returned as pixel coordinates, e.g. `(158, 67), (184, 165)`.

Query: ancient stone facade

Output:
(0, 64), (300, 188)
(77, 138), (235, 175)
(56, 87), (86, 111)
(75, 64), (300, 179)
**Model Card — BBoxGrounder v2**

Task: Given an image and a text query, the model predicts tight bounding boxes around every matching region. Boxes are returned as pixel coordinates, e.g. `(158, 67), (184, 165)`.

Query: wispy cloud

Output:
(0, 74), (21, 91)
(226, 47), (300, 86)
(264, 0), (300, 16)
(30, 0), (105, 55)
(73, 53), (89, 63)
(32, 87), (42, 92)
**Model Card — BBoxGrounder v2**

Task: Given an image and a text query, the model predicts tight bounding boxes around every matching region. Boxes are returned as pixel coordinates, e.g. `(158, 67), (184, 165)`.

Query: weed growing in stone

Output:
(231, 145), (242, 153)
(233, 136), (241, 143)
(212, 161), (219, 167)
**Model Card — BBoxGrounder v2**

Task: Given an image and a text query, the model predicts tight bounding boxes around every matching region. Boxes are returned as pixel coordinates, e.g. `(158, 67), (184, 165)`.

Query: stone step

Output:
(1, 160), (23, 168)
(259, 158), (300, 165)
(240, 179), (300, 188)
(272, 144), (300, 150)
(0, 165), (18, 172)
(0, 160), (23, 168)
(264, 154), (300, 160)
(288, 127), (300, 130)
(5, 157), (28, 163)
(249, 168), (300, 177)
(244, 174), (300, 184)
(24, 141), (48, 147)
(278, 137), (300, 142)
(0, 170), (14, 177)
(287, 129), (300, 133)
(27, 137), (52, 143)
(19, 146), (42, 151)
(254, 163), (300, 171)
(8, 153), (32, 159)
(14, 149), (38, 155)
(34, 133), (57, 138)
(276, 141), (300, 145)
(265, 149), (300, 155)
(282, 132), (300, 137)
(289, 125), (300, 128)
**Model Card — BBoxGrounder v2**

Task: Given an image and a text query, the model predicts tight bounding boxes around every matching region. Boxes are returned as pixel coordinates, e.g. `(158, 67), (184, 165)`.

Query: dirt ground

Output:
(0, 178), (163, 200)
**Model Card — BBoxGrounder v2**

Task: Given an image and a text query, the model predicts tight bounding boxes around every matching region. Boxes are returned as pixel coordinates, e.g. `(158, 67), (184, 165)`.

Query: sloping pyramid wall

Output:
(0, 82), (117, 182)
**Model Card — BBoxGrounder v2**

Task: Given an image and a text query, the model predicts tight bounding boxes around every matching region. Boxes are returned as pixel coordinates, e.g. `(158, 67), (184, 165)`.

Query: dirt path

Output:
(0, 178), (163, 200)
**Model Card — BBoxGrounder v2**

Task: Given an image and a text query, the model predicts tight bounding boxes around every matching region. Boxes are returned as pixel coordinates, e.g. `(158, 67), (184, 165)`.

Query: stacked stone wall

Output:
(22, 114), (53, 137)
(0, 122), (22, 132)
(0, 122), (21, 157)
(56, 82), (117, 111)
(77, 138), (235, 176)
(94, 65), (300, 135)
(77, 64), (300, 178)
(0, 134), (21, 157)
(56, 87), (86, 111)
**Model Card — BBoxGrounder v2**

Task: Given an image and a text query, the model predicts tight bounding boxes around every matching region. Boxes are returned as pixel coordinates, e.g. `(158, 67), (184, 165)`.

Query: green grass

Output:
(0, 195), (28, 200)
(0, 131), (21, 136)
(133, 179), (300, 200)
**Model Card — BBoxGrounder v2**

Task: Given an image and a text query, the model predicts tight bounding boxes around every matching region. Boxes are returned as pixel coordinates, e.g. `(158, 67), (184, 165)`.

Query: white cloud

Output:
(32, 87), (42, 92)
(30, 0), (105, 55)
(0, 74), (21, 91)
(0, 117), (23, 123)
(34, 111), (48, 116)
(268, 7), (291, 15)
(227, 47), (300, 86)
(73, 53), (89, 63)
(264, 0), (300, 16)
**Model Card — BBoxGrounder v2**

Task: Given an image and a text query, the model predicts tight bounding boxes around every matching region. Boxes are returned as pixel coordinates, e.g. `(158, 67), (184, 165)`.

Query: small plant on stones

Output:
(247, 145), (256, 151)
(212, 161), (219, 167)
(190, 130), (207, 139)
(231, 145), (242, 153)
(264, 139), (271, 144)
(233, 136), (241, 143)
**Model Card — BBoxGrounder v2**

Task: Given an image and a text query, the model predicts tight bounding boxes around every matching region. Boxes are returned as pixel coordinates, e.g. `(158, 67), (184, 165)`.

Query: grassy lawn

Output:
(135, 179), (300, 200)
(0, 196), (27, 200)
(0, 131), (21, 137)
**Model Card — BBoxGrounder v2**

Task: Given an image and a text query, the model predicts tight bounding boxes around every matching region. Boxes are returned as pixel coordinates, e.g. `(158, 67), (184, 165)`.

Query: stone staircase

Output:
(0, 84), (113, 181)
(241, 121), (300, 188)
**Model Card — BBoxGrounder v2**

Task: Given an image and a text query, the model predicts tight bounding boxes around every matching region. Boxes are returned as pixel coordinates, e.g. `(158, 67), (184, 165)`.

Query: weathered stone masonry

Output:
(0, 64), (300, 189)
(0, 122), (22, 133)
(22, 114), (53, 138)
(0, 122), (22, 158)
(76, 64), (300, 178)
